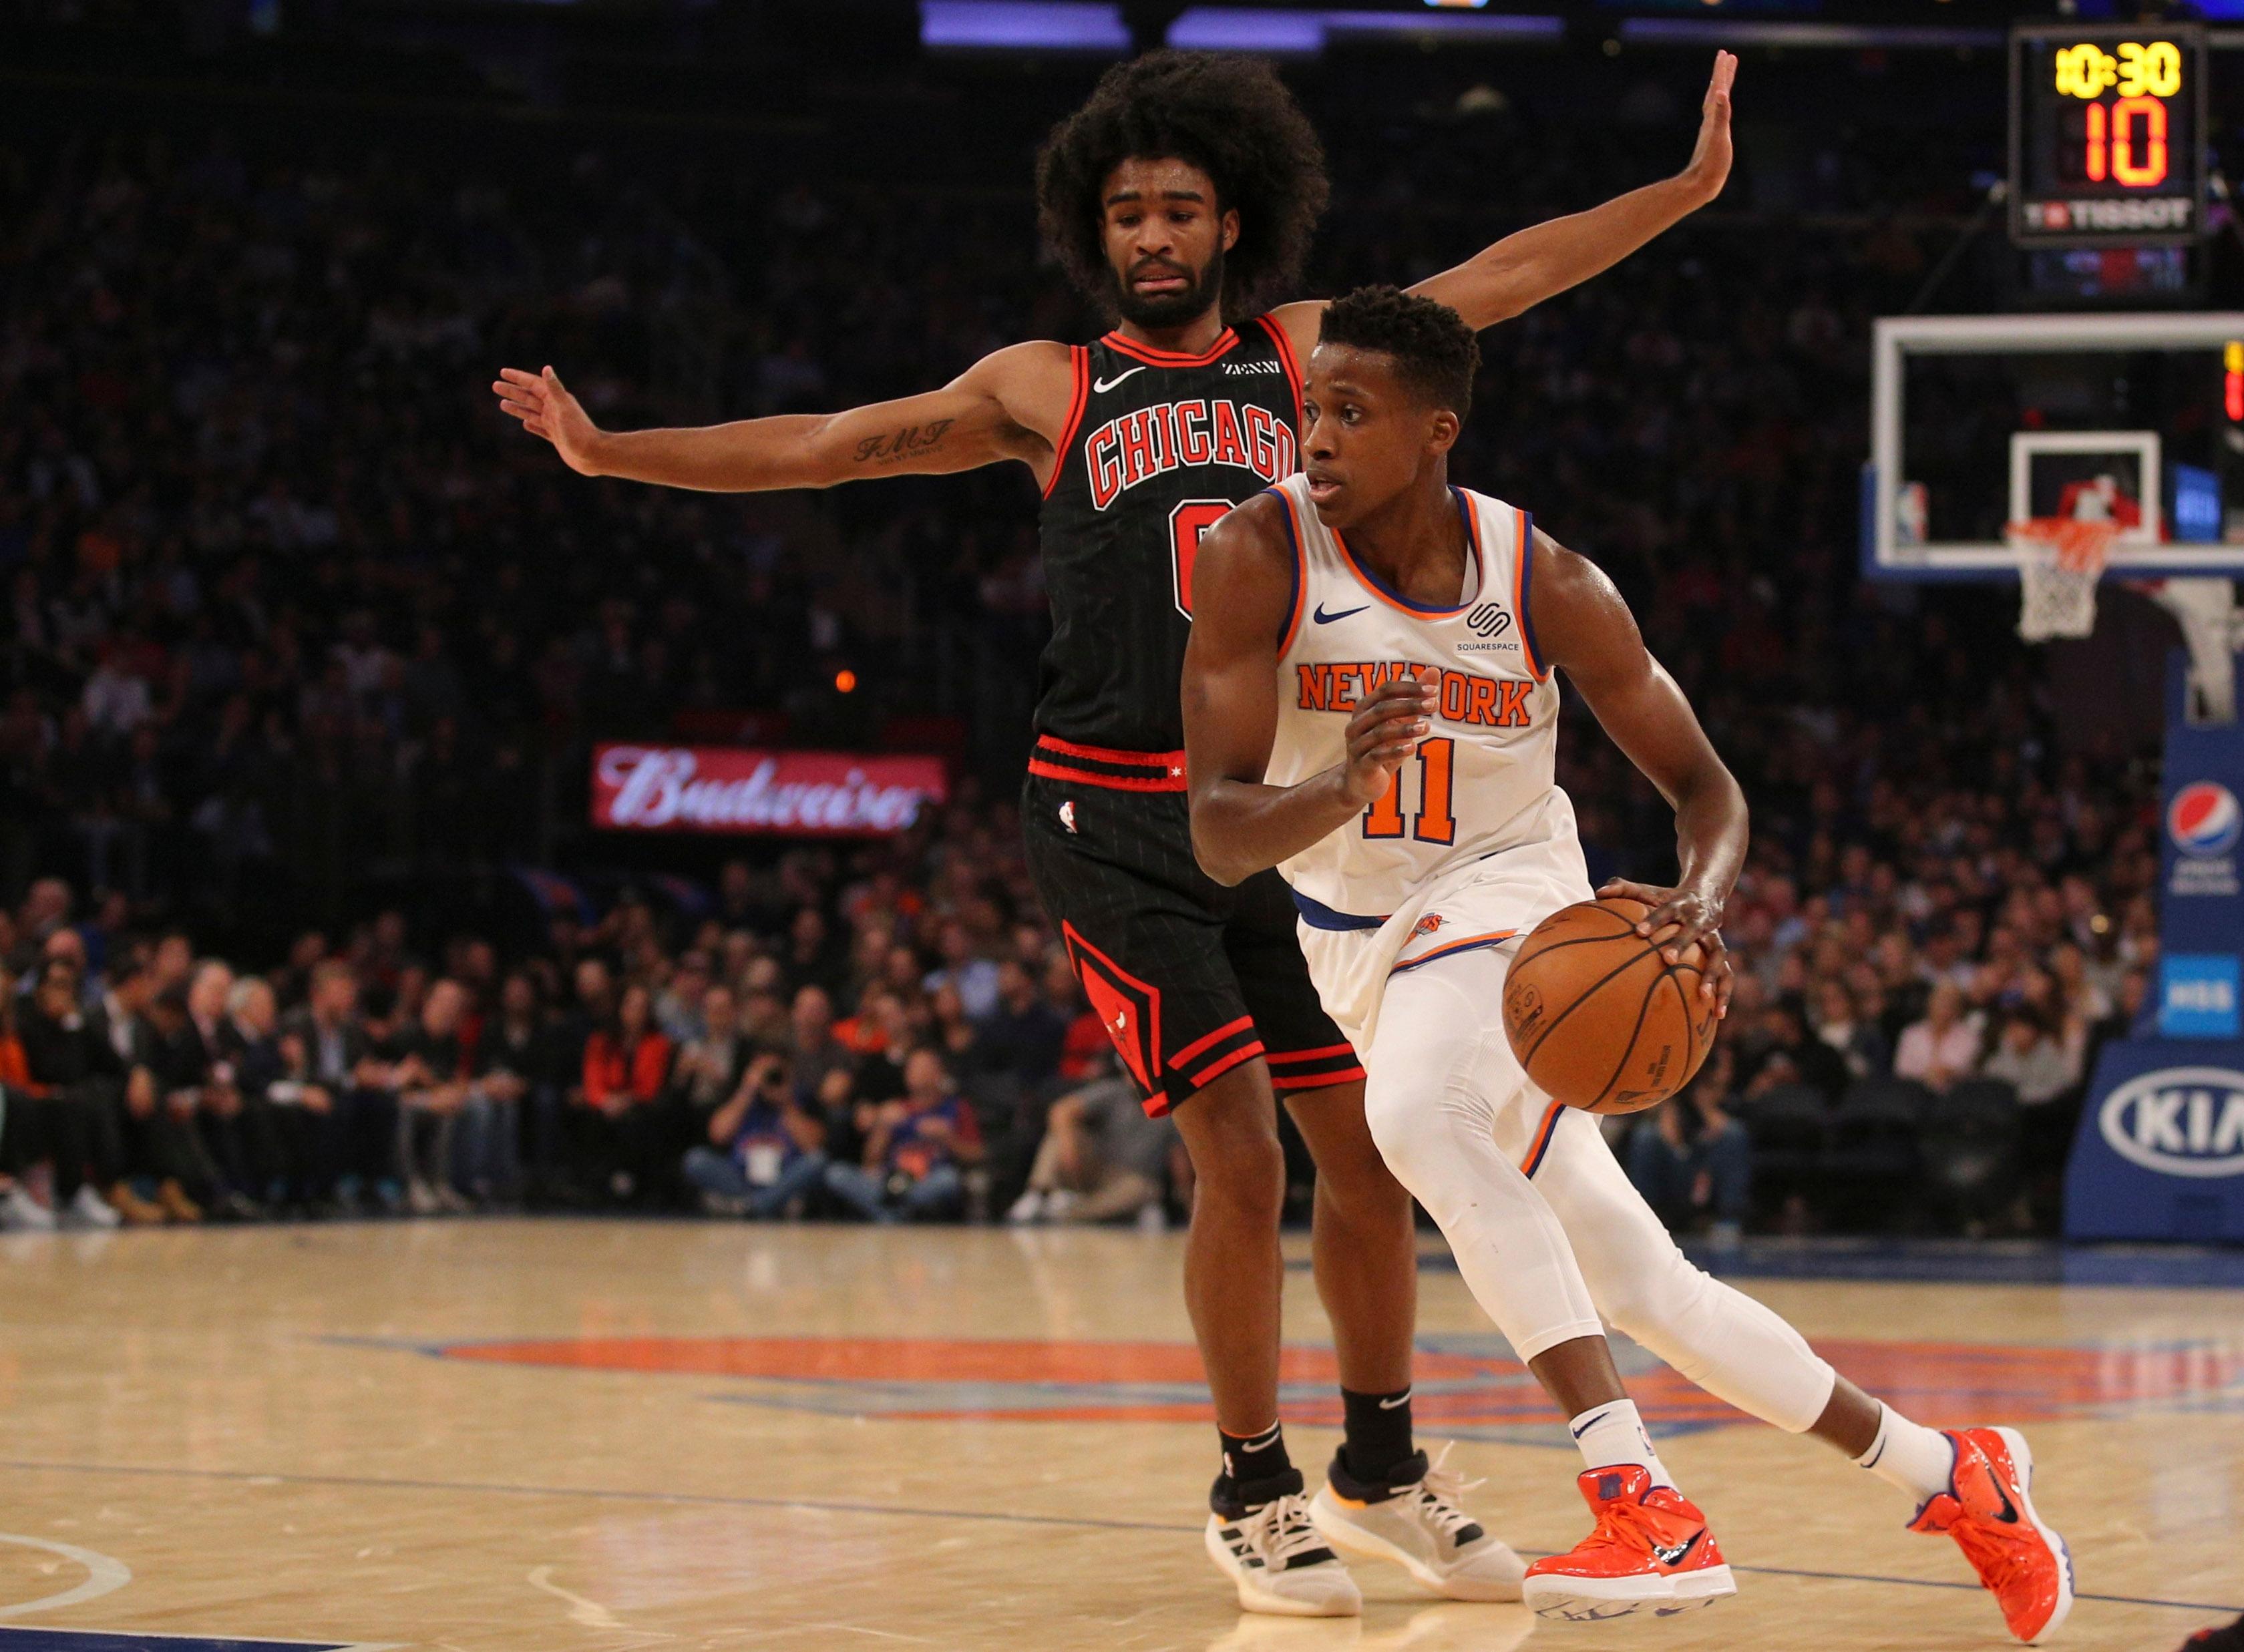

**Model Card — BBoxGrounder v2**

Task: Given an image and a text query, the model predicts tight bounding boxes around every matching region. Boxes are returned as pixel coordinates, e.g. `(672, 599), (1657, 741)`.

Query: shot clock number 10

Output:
(2010, 24), (2205, 248)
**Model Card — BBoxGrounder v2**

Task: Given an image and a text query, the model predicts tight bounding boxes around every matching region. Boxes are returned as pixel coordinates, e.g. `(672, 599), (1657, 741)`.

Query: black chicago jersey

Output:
(1023, 315), (1360, 1116)
(1035, 316), (1304, 753)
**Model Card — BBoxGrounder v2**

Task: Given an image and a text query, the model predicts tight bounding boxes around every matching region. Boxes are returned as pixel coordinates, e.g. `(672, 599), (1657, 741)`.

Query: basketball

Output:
(1501, 897), (1717, 1115)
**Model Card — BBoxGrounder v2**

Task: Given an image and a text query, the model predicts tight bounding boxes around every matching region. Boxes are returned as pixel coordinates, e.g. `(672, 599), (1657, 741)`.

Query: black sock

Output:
(1338, 1386), (1417, 1486)
(1218, 1421), (1294, 1490)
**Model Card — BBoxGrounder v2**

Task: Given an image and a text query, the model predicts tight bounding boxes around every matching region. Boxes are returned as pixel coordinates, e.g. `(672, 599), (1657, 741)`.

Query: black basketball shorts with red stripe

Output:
(1022, 736), (1364, 1117)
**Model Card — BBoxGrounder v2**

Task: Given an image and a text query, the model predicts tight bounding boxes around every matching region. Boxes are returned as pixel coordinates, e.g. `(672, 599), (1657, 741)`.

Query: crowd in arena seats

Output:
(0, 857), (1186, 1230)
(0, 733), (2155, 1236)
(0, 67), (2168, 1236)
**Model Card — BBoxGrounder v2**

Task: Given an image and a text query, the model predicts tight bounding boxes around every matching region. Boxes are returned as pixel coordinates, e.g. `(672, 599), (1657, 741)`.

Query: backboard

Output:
(1865, 311), (2244, 580)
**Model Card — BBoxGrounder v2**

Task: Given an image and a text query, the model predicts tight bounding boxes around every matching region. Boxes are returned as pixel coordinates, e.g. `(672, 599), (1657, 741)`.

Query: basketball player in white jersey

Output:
(1179, 286), (2073, 1639)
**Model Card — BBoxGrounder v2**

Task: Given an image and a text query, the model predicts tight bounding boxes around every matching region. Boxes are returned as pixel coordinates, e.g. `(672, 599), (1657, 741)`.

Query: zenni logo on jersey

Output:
(2169, 781), (2242, 857)
(2098, 1066), (2244, 1177)
(1085, 399), (1297, 511)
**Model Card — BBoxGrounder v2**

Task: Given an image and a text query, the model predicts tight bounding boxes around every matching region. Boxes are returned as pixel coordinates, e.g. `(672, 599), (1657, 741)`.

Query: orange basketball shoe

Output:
(1521, 1466), (1736, 1622)
(1908, 1426), (2074, 1643)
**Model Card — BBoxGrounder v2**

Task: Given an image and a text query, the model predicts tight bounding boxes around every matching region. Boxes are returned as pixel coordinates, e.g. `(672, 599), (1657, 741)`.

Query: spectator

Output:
(1894, 981), (1984, 1094)
(1811, 980), (1889, 1084)
(1625, 1046), (1751, 1245)
(467, 972), (548, 1205)
(280, 962), (403, 1215)
(15, 957), (133, 1226)
(683, 1052), (829, 1218)
(225, 975), (325, 1214)
(823, 1048), (982, 1223)
(784, 985), (852, 1110)
(395, 979), (477, 1214)
(573, 982), (676, 1205)
(924, 921), (1001, 1022)
(1006, 1068), (1177, 1229)
(1740, 1001), (1850, 1102)
(1978, 1008), (2081, 1107)
(971, 960), (1070, 1091)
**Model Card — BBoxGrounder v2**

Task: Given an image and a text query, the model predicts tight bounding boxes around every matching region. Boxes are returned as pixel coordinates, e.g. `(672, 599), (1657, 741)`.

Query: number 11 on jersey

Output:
(1363, 737), (1456, 845)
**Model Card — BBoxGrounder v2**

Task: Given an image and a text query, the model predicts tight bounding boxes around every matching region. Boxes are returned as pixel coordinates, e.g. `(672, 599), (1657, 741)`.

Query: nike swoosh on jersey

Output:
(1312, 603), (1368, 625)
(1092, 366), (1148, 393)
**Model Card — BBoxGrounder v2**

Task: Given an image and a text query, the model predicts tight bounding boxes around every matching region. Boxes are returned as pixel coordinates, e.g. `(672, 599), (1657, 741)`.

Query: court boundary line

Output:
(0, 1631), (403, 1649)
(0, 1457), (2235, 1617)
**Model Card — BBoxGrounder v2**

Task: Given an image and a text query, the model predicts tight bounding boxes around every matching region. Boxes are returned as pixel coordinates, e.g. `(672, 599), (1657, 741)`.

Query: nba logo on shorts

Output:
(2169, 781), (2242, 857)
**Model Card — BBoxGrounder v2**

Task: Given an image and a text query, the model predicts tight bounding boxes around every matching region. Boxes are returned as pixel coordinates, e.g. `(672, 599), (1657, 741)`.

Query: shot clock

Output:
(2010, 23), (2206, 248)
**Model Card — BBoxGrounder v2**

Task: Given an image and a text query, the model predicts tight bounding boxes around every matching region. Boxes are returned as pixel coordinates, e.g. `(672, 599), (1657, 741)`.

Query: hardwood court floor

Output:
(1, 1219), (2240, 1651)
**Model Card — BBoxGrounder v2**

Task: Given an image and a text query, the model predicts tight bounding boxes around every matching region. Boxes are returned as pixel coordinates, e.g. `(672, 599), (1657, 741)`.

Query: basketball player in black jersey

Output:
(496, 47), (1736, 1616)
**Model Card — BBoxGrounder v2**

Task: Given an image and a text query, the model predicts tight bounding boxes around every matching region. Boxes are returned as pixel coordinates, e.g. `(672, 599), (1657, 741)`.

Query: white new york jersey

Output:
(1262, 473), (1592, 1044)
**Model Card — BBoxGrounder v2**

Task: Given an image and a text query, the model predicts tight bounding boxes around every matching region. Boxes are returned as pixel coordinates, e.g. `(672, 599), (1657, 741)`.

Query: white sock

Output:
(1567, 1400), (1674, 1490)
(1855, 1404), (1954, 1505)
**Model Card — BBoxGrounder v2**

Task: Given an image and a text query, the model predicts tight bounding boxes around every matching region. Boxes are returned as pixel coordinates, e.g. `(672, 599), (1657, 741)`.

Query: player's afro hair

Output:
(1035, 51), (1328, 325)
(1317, 285), (1479, 417)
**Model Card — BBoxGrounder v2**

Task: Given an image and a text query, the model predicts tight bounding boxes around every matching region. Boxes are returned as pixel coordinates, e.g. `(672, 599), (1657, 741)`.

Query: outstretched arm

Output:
(1527, 528), (1744, 1016)
(492, 339), (1074, 493)
(1272, 51), (1734, 347)
(1183, 495), (1440, 886)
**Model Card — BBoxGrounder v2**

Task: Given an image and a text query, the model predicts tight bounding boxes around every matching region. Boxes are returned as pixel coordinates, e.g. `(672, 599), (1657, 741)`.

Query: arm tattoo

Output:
(853, 419), (954, 465)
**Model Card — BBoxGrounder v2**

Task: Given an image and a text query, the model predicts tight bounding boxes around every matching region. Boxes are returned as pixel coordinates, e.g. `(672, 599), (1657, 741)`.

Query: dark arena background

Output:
(1, 0), (2243, 1647)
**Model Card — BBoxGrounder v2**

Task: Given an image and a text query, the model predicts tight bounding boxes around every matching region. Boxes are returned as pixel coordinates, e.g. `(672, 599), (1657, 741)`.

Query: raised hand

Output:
(492, 365), (605, 477)
(1678, 51), (1738, 207)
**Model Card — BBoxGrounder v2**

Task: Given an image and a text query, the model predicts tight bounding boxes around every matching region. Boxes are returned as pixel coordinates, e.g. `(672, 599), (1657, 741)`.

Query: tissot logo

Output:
(2098, 1066), (2244, 1178)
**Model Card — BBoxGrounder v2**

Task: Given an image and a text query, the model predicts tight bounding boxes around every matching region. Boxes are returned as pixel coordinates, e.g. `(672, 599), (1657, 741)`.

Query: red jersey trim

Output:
(1035, 733), (1186, 769)
(1171, 1014), (1256, 1070)
(1100, 328), (1241, 368)
(1271, 1065), (1368, 1092)
(1185, 1040), (1266, 1090)
(1253, 313), (1305, 429)
(1042, 345), (1091, 501)
(1028, 758), (1188, 794)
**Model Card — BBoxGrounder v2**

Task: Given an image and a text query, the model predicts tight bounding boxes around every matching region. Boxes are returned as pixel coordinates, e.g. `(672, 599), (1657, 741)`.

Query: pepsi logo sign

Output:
(2169, 781), (2242, 858)
(2098, 1066), (2244, 1179)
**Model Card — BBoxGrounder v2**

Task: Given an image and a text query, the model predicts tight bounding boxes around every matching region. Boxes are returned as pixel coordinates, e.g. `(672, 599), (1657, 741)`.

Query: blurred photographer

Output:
(684, 1051), (827, 1219)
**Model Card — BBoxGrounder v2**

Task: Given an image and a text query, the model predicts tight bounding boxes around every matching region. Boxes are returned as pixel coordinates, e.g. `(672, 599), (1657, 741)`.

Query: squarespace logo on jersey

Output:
(2098, 1066), (2244, 1178)
(2168, 780), (2241, 898)
(592, 745), (946, 838)
(1085, 399), (1297, 510)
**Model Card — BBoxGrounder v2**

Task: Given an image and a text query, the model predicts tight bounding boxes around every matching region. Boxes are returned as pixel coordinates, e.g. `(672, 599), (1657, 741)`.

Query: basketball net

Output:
(2008, 516), (2117, 642)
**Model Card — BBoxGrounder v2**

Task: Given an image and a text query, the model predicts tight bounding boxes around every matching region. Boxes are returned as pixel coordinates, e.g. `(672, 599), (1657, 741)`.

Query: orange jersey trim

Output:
(1388, 929), (1519, 975)
(1274, 487), (1310, 656)
(1521, 1100), (1564, 1177)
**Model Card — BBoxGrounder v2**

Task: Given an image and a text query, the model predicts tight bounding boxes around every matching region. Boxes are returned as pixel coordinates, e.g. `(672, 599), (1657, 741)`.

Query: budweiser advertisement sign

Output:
(592, 745), (947, 837)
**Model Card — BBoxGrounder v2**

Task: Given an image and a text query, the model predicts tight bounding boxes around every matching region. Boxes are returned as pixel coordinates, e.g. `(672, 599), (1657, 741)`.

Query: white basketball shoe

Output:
(1312, 1444), (1527, 1601)
(1205, 1488), (1363, 1617)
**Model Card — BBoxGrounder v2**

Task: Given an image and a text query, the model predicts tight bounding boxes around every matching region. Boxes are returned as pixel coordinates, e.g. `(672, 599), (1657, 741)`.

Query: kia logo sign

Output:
(2168, 781), (2242, 858)
(2098, 1066), (2244, 1178)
